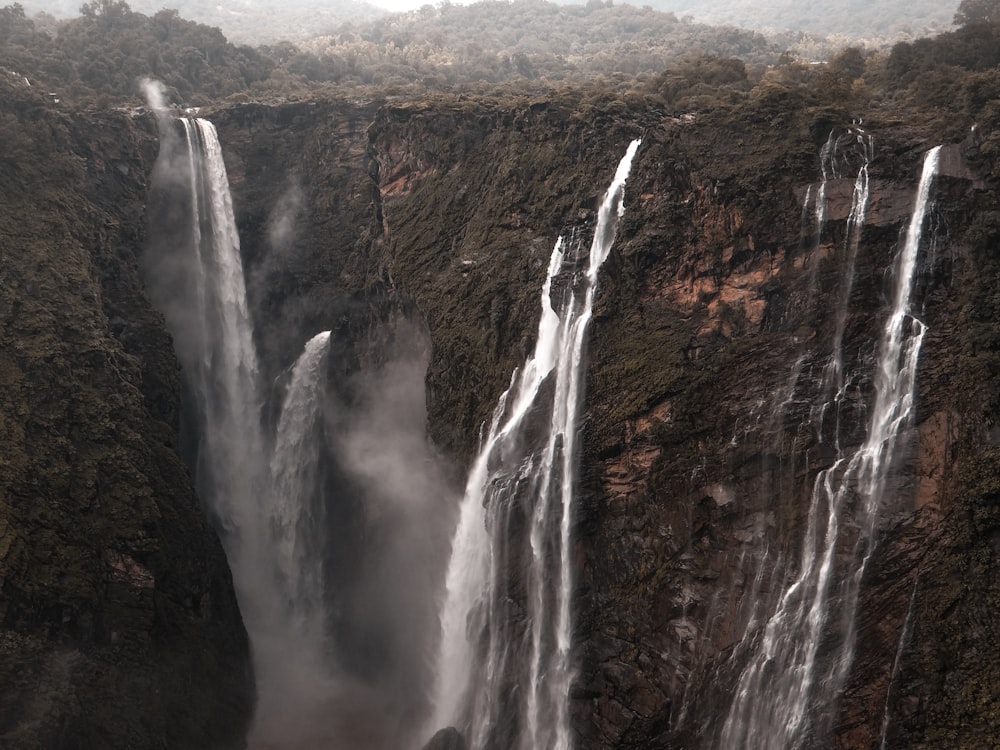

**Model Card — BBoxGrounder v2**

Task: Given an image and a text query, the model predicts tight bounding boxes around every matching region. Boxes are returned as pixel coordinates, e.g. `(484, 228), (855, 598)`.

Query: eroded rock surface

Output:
(0, 79), (253, 748)
(4, 76), (1000, 749)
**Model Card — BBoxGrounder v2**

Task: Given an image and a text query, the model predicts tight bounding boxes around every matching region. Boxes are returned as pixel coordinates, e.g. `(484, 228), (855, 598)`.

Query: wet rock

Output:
(7, 75), (1000, 750)
(421, 726), (468, 750)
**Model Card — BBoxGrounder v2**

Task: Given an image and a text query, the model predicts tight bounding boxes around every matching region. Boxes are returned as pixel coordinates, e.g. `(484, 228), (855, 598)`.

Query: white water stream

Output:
(150, 114), (339, 744)
(720, 145), (941, 749)
(432, 139), (641, 750)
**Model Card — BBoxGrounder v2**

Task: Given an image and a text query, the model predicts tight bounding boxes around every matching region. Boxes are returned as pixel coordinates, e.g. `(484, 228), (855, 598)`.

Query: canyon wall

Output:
(213, 88), (1000, 748)
(3, 67), (1000, 747)
(0, 79), (253, 747)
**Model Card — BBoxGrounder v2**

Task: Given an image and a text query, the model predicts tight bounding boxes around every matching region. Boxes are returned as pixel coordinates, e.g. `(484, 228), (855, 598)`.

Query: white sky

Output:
(369, 0), (470, 14)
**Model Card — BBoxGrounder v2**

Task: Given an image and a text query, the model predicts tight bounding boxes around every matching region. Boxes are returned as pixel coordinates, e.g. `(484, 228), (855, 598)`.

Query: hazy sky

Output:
(371, 0), (467, 13)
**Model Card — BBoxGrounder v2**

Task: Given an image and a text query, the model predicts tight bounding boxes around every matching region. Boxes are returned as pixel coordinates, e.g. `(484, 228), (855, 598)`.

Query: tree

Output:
(829, 47), (866, 79)
(0, 4), (34, 43)
(954, 0), (1000, 26)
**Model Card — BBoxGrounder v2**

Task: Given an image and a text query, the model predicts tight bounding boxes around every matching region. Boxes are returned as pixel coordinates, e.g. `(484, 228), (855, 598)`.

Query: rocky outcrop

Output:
(422, 727), (468, 750)
(0, 78), (253, 748)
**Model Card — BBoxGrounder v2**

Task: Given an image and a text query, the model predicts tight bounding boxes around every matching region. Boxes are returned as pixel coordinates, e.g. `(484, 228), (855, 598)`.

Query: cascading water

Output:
(255, 330), (337, 743)
(270, 330), (333, 626)
(819, 125), (873, 414)
(697, 130), (869, 732)
(432, 139), (641, 750)
(719, 145), (941, 749)
(172, 117), (268, 586)
(145, 106), (338, 744)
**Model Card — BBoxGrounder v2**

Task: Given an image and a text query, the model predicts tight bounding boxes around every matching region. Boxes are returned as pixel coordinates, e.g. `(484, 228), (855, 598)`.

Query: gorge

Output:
(2, 23), (1000, 750)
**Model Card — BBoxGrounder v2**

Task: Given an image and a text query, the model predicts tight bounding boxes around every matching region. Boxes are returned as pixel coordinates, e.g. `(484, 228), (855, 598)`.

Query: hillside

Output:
(580, 0), (954, 39)
(1, 0), (792, 103)
(18, 0), (387, 43)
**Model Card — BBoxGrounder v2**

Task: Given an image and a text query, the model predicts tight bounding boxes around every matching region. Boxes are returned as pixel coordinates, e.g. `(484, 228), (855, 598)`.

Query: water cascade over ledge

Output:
(145, 111), (338, 745)
(431, 139), (641, 750)
(719, 145), (942, 749)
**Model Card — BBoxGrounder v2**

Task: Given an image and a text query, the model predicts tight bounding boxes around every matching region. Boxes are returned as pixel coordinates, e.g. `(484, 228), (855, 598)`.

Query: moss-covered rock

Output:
(5, 59), (1000, 749)
(0, 78), (252, 749)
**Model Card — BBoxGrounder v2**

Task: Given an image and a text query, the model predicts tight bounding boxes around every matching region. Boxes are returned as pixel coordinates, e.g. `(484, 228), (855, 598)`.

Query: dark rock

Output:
(0, 77), (252, 749)
(6, 68), (1000, 750)
(421, 726), (468, 750)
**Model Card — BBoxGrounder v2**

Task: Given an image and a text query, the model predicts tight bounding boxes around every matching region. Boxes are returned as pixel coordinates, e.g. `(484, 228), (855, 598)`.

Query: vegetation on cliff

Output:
(0, 75), (253, 748)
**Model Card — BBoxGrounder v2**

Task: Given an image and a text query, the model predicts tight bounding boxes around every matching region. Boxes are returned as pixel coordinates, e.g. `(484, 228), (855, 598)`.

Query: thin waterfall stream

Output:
(719, 145), (941, 749)
(432, 139), (641, 750)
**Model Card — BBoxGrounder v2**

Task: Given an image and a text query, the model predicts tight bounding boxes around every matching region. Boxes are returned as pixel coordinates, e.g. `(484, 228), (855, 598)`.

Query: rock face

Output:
(0, 79), (253, 747)
(422, 727), (468, 750)
(4, 72), (1000, 749)
(574, 119), (1000, 750)
(211, 89), (1000, 750)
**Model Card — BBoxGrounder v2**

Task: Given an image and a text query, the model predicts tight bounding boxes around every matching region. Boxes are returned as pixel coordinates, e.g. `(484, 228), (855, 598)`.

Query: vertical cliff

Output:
(3, 66), (1000, 749)
(0, 78), (253, 748)
(208, 86), (1000, 749)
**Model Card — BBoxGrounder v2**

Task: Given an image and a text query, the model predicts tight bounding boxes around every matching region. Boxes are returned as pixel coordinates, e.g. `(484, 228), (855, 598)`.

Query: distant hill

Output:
(618, 0), (954, 38)
(18, 0), (388, 43)
(16, 0), (958, 47)
(299, 0), (794, 85)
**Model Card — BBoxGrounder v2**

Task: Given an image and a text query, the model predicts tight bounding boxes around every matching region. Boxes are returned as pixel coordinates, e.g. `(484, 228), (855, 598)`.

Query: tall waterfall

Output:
(256, 330), (336, 742)
(174, 118), (268, 585)
(816, 125), (873, 435)
(719, 145), (941, 749)
(146, 113), (337, 743)
(432, 139), (641, 750)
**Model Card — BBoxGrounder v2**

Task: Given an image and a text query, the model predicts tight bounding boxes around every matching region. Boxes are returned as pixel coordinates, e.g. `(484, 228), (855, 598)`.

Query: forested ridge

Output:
(16, 0), (386, 43)
(2, 0), (1000, 133)
(634, 0), (952, 38)
(1, 0), (794, 102)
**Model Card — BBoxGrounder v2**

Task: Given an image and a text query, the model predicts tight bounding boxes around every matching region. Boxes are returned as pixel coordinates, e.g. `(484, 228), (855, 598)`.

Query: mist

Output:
(141, 79), (460, 749)
(327, 320), (459, 749)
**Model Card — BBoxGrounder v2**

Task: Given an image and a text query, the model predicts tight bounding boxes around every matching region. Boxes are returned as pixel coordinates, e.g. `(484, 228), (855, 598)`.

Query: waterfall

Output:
(174, 118), (268, 586)
(146, 112), (338, 743)
(719, 145), (940, 749)
(270, 330), (333, 626)
(432, 139), (641, 750)
(879, 580), (918, 750)
(815, 125), (873, 440)
(254, 329), (336, 744)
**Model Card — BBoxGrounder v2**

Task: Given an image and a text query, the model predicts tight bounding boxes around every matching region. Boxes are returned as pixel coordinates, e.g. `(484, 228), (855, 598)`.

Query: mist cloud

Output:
(329, 319), (460, 750)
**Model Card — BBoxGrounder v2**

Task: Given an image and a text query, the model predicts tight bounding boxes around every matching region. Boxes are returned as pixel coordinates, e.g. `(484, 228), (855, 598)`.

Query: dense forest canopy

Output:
(1, 0), (998, 147)
(14, 0), (966, 43)
(0, 0), (793, 102)
(614, 0), (952, 38)
(296, 1), (793, 87)
(16, 0), (387, 43)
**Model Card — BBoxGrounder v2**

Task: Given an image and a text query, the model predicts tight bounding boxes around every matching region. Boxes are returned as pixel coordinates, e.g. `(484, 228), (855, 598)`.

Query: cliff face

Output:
(355, 98), (1000, 750)
(0, 78), (253, 748)
(4, 71), (1000, 749)
(576, 115), (992, 749)
(211, 87), (1000, 750)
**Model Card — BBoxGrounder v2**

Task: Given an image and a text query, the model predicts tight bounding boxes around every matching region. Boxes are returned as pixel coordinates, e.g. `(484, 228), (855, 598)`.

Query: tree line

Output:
(1, 0), (999, 124)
